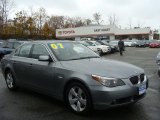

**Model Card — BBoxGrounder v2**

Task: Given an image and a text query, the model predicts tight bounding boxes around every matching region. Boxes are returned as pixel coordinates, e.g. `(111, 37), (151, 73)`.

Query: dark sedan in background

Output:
(0, 41), (25, 60)
(1, 41), (148, 114)
(96, 40), (118, 53)
(136, 40), (146, 47)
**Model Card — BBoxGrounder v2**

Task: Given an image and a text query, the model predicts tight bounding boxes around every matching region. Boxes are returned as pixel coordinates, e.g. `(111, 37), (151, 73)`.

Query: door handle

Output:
(13, 61), (16, 64)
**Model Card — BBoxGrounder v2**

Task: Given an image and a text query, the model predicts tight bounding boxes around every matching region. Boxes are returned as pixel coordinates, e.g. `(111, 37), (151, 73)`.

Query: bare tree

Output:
(48, 15), (65, 29)
(0, 0), (15, 34)
(84, 18), (92, 25)
(127, 18), (132, 29)
(93, 12), (103, 24)
(72, 17), (85, 27)
(35, 7), (48, 35)
(108, 14), (118, 26)
(137, 19), (145, 28)
(64, 16), (75, 28)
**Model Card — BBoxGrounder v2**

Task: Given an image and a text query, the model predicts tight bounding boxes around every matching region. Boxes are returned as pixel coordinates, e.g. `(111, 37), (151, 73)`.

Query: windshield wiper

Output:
(67, 56), (100, 61)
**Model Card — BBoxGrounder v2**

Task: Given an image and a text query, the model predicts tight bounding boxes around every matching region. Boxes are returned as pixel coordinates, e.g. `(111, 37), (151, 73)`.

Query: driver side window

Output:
(31, 44), (49, 59)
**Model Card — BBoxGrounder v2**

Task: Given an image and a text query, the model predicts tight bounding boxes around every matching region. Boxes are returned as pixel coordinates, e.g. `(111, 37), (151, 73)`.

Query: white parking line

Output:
(148, 88), (159, 93)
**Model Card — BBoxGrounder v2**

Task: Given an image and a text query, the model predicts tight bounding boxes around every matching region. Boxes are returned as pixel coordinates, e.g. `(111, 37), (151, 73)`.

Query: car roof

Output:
(22, 40), (77, 44)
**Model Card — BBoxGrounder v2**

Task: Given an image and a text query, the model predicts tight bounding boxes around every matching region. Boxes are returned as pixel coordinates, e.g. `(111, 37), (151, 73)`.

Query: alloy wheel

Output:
(68, 87), (87, 112)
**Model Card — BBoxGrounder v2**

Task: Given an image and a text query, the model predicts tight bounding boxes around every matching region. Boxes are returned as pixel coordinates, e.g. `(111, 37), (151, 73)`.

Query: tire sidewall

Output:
(5, 70), (16, 90)
(65, 82), (92, 114)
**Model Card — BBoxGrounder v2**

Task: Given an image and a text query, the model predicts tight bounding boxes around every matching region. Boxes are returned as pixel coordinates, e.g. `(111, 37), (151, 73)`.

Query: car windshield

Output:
(94, 42), (101, 45)
(101, 41), (108, 44)
(48, 42), (100, 61)
(86, 41), (95, 46)
(137, 41), (145, 43)
(110, 41), (118, 44)
(80, 42), (90, 46)
(125, 40), (132, 42)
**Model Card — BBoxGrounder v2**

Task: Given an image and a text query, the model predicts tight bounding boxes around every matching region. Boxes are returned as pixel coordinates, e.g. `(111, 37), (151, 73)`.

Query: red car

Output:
(149, 42), (160, 48)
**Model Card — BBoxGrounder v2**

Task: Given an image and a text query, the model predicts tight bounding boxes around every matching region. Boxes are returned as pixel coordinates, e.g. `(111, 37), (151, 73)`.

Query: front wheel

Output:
(98, 49), (103, 56)
(5, 70), (17, 91)
(65, 82), (92, 114)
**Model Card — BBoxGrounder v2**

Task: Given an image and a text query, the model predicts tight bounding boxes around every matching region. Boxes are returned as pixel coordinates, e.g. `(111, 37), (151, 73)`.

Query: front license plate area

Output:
(139, 84), (146, 95)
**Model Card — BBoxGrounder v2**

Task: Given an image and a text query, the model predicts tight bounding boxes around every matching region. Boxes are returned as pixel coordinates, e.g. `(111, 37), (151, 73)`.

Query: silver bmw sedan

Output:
(1, 40), (148, 114)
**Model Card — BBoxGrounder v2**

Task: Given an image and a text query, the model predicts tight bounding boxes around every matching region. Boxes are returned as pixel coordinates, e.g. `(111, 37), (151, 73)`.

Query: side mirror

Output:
(38, 55), (52, 62)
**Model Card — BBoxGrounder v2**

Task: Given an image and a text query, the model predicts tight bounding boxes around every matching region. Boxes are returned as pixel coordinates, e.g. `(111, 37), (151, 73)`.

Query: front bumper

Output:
(89, 80), (148, 110)
(102, 48), (111, 53)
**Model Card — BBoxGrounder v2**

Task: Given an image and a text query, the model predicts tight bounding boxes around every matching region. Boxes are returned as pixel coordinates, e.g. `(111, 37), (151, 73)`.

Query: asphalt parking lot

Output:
(0, 47), (160, 120)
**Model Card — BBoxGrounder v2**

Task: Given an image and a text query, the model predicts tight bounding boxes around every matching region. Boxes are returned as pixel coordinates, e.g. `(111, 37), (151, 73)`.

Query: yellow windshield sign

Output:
(50, 43), (64, 49)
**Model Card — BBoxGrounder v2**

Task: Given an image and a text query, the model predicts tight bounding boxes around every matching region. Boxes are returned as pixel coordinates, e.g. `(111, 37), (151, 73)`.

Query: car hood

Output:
(60, 58), (144, 79)
(97, 45), (109, 48)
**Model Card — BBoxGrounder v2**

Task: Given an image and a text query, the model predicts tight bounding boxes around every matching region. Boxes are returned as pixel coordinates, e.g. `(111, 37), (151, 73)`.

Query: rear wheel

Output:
(65, 82), (92, 114)
(5, 70), (17, 91)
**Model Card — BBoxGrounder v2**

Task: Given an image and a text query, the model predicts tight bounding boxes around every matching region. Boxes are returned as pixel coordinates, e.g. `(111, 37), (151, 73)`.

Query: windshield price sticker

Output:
(50, 43), (64, 49)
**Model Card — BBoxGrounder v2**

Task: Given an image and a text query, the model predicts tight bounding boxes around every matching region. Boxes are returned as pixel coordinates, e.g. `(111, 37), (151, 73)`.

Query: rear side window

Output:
(19, 44), (32, 58)
(6, 42), (13, 49)
(13, 42), (21, 49)
(31, 44), (49, 59)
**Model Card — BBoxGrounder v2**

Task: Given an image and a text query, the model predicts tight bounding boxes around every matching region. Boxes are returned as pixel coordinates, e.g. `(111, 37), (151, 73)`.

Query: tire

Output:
(65, 82), (92, 115)
(5, 70), (17, 91)
(158, 70), (160, 77)
(98, 49), (103, 56)
(0, 54), (4, 61)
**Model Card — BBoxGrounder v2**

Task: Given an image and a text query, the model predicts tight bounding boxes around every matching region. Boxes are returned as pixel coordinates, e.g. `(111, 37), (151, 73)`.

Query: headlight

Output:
(92, 75), (125, 87)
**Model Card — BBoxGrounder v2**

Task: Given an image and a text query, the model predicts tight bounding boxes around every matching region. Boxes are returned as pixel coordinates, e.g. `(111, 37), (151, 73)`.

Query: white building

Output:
(56, 25), (153, 40)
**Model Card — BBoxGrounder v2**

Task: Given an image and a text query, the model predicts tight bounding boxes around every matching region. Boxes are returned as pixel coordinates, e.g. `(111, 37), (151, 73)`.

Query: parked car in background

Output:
(109, 40), (120, 51)
(0, 41), (4, 47)
(124, 40), (135, 47)
(136, 40), (146, 47)
(101, 39), (110, 43)
(131, 39), (138, 44)
(96, 40), (118, 53)
(1, 40), (148, 114)
(0, 41), (25, 60)
(144, 40), (151, 47)
(86, 41), (111, 55)
(78, 41), (100, 54)
(149, 41), (160, 48)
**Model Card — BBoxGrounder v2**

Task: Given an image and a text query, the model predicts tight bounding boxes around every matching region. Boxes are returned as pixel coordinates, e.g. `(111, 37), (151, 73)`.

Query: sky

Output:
(11, 0), (160, 29)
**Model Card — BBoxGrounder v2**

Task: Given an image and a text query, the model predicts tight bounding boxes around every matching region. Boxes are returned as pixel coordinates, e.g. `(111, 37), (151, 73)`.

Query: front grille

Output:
(130, 76), (139, 84)
(114, 97), (132, 104)
(130, 74), (146, 85)
(140, 74), (145, 82)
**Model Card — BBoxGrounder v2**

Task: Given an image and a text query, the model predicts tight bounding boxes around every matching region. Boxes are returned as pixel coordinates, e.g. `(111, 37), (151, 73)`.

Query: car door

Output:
(12, 44), (33, 86)
(27, 44), (57, 95)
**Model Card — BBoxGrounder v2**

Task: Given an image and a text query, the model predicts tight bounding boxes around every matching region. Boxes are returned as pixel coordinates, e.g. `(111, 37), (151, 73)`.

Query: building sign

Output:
(56, 25), (151, 38)
(58, 30), (75, 35)
(94, 28), (110, 32)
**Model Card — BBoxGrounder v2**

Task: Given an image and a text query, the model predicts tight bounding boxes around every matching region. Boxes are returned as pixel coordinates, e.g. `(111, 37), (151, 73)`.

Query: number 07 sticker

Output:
(50, 43), (64, 49)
